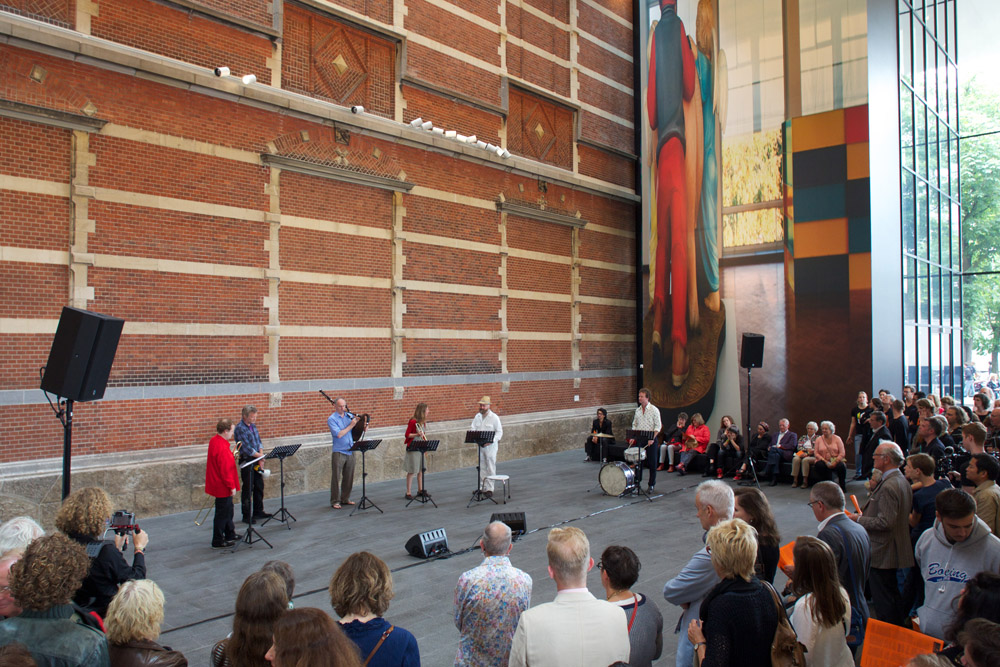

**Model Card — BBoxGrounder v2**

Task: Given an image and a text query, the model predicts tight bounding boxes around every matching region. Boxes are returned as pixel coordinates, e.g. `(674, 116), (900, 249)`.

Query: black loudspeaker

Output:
(740, 333), (765, 369)
(404, 528), (450, 559)
(40, 307), (124, 402)
(490, 512), (527, 537)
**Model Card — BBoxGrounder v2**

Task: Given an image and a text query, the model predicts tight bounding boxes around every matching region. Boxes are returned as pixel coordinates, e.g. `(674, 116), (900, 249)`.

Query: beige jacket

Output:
(974, 481), (1000, 536)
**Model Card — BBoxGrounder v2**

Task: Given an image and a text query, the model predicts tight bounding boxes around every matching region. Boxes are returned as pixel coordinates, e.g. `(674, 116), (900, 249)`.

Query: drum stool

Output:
(485, 474), (510, 503)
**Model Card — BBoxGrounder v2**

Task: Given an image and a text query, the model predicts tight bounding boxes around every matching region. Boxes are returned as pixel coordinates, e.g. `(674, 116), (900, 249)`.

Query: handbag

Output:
(833, 524), (866, 647)
(763, 580), (807, 667)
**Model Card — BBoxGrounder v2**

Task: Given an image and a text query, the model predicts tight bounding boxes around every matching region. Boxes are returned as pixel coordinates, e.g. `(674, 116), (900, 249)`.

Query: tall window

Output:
(899, 0), (961, 397)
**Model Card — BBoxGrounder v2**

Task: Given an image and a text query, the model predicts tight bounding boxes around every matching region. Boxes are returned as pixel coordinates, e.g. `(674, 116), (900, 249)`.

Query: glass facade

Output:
(899, 0), (962, 397)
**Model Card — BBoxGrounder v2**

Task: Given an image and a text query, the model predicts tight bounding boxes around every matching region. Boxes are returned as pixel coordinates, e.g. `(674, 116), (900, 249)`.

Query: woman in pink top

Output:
(813, 420), (848, 490)
(677, 413), (711, 476)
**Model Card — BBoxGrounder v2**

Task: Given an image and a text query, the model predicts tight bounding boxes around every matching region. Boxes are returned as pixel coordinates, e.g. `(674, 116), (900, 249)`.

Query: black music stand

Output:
(350, 439), (383, 516)
(232, 454), (273, 550)
(260, 444), (300, 530)
(625, 429), (656, 502)
(406, 440), (439, 508)
(465, 430), (497, 507)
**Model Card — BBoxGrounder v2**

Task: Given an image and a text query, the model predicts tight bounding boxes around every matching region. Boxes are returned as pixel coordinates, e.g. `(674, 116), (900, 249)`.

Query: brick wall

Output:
(0, 1), (639, 514)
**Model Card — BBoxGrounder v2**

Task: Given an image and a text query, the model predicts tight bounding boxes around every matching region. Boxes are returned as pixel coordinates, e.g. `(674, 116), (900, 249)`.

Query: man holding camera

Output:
(235, 405), (269, 524)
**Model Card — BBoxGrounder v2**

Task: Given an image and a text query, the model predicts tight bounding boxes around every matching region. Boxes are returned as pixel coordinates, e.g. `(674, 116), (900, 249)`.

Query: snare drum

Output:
(623, 446), (647, 464)
(599, 462), (636, 496)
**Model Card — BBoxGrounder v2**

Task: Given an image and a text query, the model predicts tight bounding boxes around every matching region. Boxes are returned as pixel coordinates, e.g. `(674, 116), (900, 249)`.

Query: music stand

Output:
(230, 456), (273, 549)
(350, 439), (383, 516)
(625, 429), (656, 502)
(405, 440), (439, 508)
(260, 444), (300, 530)
(465, 430), (496, 507)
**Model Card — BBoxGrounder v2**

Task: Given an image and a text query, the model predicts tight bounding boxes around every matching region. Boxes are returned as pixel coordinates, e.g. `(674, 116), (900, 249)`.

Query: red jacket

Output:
(684, 424), (711, 453)
(205, 434), (240, 498)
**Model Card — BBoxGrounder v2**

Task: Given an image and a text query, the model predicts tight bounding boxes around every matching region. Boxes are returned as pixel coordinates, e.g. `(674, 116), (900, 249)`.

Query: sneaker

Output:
(716, 469), (724, 479)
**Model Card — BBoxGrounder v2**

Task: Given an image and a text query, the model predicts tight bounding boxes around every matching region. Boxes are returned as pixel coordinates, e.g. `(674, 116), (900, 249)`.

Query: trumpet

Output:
(195, 440), (240, 526)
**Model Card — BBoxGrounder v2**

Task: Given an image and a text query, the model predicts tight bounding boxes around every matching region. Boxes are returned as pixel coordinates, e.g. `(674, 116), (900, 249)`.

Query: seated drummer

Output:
(585, 408), (615, 462)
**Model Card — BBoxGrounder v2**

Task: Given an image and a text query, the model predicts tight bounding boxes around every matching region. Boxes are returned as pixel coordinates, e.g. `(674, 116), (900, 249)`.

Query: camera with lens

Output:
(109, 510), (139, 536)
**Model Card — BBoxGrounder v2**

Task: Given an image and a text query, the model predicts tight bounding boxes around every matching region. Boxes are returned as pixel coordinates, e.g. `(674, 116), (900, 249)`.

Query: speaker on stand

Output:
(739, 333), (764, 488)
(40, 307), (124, 499)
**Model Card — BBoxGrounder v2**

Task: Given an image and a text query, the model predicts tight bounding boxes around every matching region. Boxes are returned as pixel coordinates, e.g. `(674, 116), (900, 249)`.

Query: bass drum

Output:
(351, 413), (371, 441)
(599, 462), (636, 497)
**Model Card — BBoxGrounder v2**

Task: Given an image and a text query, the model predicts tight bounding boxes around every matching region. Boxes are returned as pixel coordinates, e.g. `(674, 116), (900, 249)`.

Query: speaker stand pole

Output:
(61, 399), (73, 500)
(740, 367), (761, 489)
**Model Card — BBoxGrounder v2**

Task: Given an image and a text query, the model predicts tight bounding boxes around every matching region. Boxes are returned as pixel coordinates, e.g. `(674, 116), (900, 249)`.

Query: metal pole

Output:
(61, 399), (73, 499)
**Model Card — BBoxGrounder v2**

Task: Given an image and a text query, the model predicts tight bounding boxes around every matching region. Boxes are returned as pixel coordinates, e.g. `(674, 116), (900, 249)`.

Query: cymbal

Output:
(592, 433), (615, 438)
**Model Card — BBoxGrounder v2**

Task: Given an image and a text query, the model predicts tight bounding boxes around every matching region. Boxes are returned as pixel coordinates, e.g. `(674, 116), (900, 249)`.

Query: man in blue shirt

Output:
(328, 397), (360, 509)
(234, 405), (268, 523)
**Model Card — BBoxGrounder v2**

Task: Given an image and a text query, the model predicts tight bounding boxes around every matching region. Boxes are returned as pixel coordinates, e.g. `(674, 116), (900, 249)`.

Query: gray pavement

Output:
(142, 450), (828, 665)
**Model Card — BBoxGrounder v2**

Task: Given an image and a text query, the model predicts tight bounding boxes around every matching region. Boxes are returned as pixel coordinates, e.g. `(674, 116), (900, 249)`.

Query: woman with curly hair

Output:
(329, 552), (419, 666)
(0, 533), (109, 666)
(733, 487), (781, 584)
(106, 579), (187, 666)
(212, 570), (288, 667)
(56, 486), (149, 617)
(264, 607), (361, 667)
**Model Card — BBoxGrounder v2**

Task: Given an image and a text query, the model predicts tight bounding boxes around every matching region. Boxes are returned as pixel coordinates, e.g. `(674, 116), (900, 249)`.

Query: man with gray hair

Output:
(0, 516), (44, 557)
(0, 552), (23, 619)
(454, 521), (532, 666)
(509, 526), (629, 666)
(848, 441), (912, 626)
(663, 480), (734, 667)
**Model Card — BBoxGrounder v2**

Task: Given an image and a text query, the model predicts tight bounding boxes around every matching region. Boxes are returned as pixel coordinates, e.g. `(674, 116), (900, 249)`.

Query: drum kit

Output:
(593, 432), (652, 500)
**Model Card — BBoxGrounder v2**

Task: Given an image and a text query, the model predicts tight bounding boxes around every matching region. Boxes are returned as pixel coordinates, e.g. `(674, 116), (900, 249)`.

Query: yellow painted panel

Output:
(793, 218), (849, 258)
(849, 252), (872, 290)
(791, 109), (846, 152)
(846, 142), (870, 180)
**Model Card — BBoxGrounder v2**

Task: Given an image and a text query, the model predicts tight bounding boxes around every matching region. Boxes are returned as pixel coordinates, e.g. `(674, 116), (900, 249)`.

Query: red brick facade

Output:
(0, 0), (638, 467)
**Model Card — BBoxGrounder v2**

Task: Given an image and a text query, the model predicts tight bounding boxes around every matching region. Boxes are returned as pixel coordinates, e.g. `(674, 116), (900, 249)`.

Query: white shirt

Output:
(632, 404), (662, 435)
(471, 409), (503, 444)
(817, 511), (846, 534)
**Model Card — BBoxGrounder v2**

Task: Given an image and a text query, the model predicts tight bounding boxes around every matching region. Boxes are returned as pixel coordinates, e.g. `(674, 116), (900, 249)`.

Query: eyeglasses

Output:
(807, 500), (820, 508)
(0, 585), (11, 595)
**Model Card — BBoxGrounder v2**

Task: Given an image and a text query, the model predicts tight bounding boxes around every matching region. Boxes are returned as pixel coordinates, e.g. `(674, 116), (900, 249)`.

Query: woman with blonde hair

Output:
(403, 403), (430, 500)
(329, 552), (419, 666)
(265, 607), (361, 667)
(56, 486), (149, 617)
(106, 579), (187, 666)
(212, 571), (288, 667)
(788, 536), (853, 666)
(687, 519), (778, 665)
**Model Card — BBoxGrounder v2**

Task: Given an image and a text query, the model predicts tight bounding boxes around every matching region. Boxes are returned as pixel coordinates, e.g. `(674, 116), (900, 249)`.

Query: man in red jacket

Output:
(206, 418), (241, 548)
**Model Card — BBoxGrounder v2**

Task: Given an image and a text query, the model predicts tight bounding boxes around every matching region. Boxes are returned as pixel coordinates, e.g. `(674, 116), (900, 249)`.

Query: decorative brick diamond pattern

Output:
(270, 127), (403, 183)
(0, 0), (72, 26)
(508, 88), (573, 169)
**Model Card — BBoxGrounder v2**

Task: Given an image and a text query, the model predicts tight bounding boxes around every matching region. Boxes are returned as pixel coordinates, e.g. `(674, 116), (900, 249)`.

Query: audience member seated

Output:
(954, 618), (1000, 667)
(106, 579), (187, 666)
(56, 487), (149, 618)
(660, 412), (689, 471)
(0, 516), (44, 557)
(265, 607), (361, 667)
(715, 426), (743, 479)
(0, 533), (109, 666)
(584, 408), (615, 462)
(791, 421), (818, 488)
(703, 415), (735, 477)
(598, 545), (663, 667)
(914, 489), (1000, 639)
(686, 519), (778, 666)
(813, 421), (848, 490)
(329, 551), (419, 667)
(734, 421), (771, 481)
(733, 487), (781, 584)
(788, 536), (853, 666)
(762, 418), (797, 486)
(967, 454), (1000, 536)
(212, 570), (288, 667)
(509, 526), (629, 667)
(936, 572), (1000, 665)
(676, 412), (710, 475)
(0, 552), (23, 620)
(260, 561), (295, 609)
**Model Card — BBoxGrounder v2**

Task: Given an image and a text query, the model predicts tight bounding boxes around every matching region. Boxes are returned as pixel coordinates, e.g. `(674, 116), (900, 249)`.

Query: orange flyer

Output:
(777, 541), (795, 571)
(851, 494), (863, 515)
(860, 618), (943, 667)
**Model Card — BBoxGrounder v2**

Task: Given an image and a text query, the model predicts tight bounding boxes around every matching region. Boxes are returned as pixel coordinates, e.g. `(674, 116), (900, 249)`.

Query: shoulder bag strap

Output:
(833, 524), (858, 633)
(363, 625), (395, 667)
(627, 593), (639, 632)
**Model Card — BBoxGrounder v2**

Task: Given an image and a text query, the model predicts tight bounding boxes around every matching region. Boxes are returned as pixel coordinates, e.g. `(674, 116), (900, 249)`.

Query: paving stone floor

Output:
(143, 449), (844, 665)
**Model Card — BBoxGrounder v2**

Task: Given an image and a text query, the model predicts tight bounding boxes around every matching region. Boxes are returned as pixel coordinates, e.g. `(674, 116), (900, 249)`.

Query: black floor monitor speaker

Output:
(40, 307), (124, 402)
(490, 511), (527, 537)
(404, 528), (449, 558)
(740, 333), (765, 369)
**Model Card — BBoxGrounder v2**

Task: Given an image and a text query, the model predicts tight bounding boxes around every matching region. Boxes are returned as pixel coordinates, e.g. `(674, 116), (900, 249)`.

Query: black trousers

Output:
(816, 460), (848, 490)
(870, 566), (906, 626)
(212, 496), (236, 546)
(634, 442), (657, 487)
(240, 465), (265, 520)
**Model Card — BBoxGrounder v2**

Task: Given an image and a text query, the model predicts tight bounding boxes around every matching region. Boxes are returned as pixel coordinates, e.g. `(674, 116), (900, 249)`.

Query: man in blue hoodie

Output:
(914, 488), (1000, 639)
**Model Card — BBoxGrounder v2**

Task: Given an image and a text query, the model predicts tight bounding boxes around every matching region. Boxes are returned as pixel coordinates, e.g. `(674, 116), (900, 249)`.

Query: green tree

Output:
(961, 77), (1000, 371)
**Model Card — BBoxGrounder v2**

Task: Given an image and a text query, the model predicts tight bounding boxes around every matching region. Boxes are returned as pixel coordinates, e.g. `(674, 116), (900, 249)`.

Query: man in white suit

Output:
(508, 526), (630, 667)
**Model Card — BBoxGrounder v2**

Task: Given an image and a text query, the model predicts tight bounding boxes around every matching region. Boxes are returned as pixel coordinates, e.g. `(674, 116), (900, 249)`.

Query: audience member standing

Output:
(0, 516), (44, 557)
(733, 487), (781, 583)
(212, 571), (287, 667)
(847, 391), (872, 480)
(788, 537), (854, 667)
(906, 454), (952, 541)
(508, 527), (629, 667)
(848, 442), (912, 626)
(453, 522), (532, 667)
(890, 399), (911, 455)
(861, 411), (892, 479)
(265, 607), (361, 667)
(0, 533), (109, 666)
(685, 519), (778, 666)
(663, 480), (734, 667)
(106, 579), (188, 666)
(967, 454), (1000, 536)
(598, 546), (663, 667)
(914, 489), (1000, 639)
(936, 572), (1000, 665)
